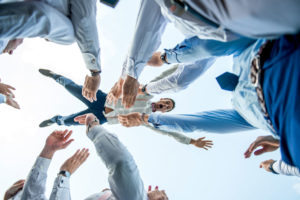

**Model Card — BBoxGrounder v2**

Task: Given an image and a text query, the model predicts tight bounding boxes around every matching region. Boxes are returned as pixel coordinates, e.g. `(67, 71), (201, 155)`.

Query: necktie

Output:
(216, 72), (239, 91)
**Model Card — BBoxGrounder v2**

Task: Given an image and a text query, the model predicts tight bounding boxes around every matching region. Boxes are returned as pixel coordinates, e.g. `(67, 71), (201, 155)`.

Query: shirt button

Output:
(91, 58), (96, 64)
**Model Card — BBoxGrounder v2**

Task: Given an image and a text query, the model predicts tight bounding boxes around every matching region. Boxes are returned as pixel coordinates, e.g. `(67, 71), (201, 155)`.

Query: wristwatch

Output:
(90, 70), (101, 77)
(58, 170), (71, 177)
(160, 52), (170, 64)
(141, 84), (148, 94)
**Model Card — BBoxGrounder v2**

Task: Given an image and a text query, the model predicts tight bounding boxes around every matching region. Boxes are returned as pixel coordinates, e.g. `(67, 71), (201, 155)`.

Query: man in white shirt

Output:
(3, 129), (89, 200)
(38, 69), (175, 127)
(0, 0), (101, 102)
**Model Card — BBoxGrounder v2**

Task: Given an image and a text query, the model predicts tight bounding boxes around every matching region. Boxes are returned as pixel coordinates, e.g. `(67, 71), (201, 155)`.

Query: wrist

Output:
(269, 160), (279, 174)
(40, 147), (55, 159)
(58, 170), (71, 177)
(90, 70), (101, 77)
(190, 139), (196, 145)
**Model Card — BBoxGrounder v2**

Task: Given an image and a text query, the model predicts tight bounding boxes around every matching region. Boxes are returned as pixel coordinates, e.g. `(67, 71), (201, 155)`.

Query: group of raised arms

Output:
(1, 0), (300, 200)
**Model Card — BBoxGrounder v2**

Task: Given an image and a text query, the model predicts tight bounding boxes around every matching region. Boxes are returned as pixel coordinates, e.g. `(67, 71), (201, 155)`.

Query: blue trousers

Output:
(50, 75), (107, 126)
(263, 33), (300, 168)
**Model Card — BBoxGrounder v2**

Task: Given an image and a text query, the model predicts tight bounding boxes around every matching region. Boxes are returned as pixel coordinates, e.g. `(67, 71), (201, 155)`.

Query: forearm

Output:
(87, 126), (134, 168)
(272, 160), (300, 177)
(146, 58), (215, 94)
(20, 157), (51, 200)
(125, 0), (168, 79)
(148, 109), (255, 133)
(69, 0), (101, 71)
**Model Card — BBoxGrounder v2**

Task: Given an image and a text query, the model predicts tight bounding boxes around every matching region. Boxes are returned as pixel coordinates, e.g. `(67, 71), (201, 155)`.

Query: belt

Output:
(250, 41), (275, 132)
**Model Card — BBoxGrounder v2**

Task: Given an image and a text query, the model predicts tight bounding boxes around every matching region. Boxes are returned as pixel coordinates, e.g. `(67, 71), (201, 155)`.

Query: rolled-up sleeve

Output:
(88, 126), (147, 200)
(20, 157), (51, 200)
(69, 0), (101, 71)
(124, 0), (168, 79)
(272, 159), (300, 177)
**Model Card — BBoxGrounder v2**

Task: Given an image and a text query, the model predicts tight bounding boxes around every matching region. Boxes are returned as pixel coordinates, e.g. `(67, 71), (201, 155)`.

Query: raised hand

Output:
(60, 148), (90, 175)
(40, 130), (74, 159)
(122, 75), (139, 108)
(118, 112), (143, 127)
(106, 78), (124, 105)
(2, 39), (23, 55)
(244, 135), (279, 158)
(0, 82), (16, 97)
(4, 179), (25, 200)
(82, 74), (101, 102)
(190, 137), (213, 150)
(74, 113), (99, 133)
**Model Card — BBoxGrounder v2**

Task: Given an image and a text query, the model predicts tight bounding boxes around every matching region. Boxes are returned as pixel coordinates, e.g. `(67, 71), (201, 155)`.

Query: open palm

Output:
(45, 130), (74, 152)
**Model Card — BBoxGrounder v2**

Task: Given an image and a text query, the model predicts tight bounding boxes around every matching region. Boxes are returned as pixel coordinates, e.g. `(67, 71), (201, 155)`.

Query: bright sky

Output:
(0, 1), (299, 200)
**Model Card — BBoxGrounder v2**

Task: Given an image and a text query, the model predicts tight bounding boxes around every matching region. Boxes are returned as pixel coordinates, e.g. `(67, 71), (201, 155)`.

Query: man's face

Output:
(2, 39), (23, 55)
(153, 98), (174, 113)
(147, 190), (168, 200)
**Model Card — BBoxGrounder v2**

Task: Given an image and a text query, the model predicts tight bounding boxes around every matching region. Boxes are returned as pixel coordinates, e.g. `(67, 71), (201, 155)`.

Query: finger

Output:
(13, 180), (25, 185)
(7, 84), (16, 90)
(92, 92), (97, 101)
(203, 147), (208, 150)
(74, 114), (87, 123)
(155, 186), (159, 190)
(254, 148), (267, 156)
(148, 185), (152, 192)
(62, 139), (74, 148)
(64, 130), (73, 141)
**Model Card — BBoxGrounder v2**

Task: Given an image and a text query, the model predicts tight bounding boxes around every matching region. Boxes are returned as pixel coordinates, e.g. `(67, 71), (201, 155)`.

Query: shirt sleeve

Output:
(148, 109), (255, 133)
(49, 176), (71, 200)
(124, 0), (168, 79)
(164, 36), (255, 63)
(146, 58), (216, 94)
(144, 124), (191, 145)
(0, 1), (75, 45)
(69, 0), (101, 71)
(87, 126), (147, 200)
(0, 94), (6, 104)
(272, 159), (300, 177)
(20, 157), (51, 200)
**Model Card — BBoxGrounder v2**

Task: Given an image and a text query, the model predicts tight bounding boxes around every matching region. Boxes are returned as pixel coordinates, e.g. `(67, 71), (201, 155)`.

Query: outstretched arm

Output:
(21, 130), (74, 200)
(75, 114), (147, 200)
(146, 58), (216, 94)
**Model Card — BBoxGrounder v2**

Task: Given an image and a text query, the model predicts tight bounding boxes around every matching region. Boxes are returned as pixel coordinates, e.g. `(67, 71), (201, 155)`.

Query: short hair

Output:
(163, 98), (175, 112)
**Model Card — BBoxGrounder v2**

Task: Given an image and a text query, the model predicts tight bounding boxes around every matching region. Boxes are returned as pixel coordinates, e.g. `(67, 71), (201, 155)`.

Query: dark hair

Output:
(164, 98), (175, 112)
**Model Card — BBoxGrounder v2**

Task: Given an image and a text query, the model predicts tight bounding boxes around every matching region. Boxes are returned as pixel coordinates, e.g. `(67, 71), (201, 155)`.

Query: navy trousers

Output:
(51, 75), (107, 125)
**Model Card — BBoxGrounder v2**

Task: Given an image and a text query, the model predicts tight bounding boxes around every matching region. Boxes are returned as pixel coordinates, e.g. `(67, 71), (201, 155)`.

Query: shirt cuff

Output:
(82, 52), (101, 72)
(0, 94), (6, 104)
(164, 49), (180, 63)
(87, 125), (108, 141)
(148, 113), (161, 128)
(34, 157), (52, 173)
(125, 58), (146, 79)
(55, 175), (70, 189)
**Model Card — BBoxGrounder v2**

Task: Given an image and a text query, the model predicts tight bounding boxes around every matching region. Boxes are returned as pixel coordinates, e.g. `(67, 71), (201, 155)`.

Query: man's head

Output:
(152, 98), (175, 113)
(147, 186), (168, 200)
(2, 39), (24, 55)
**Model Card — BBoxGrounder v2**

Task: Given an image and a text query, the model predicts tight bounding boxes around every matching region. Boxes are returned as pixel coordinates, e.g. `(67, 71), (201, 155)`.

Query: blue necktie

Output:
(216, 72), (239, 91)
